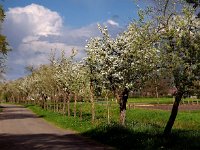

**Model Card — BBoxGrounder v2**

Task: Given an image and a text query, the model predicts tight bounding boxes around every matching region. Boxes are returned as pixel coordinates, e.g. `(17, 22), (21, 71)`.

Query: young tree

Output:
(149, 0), (200, 135)
(157, 4), (200, 135)
(86, 21), (159, 125)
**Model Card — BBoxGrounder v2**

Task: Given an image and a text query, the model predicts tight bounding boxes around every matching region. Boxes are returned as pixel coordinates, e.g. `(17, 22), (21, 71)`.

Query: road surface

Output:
(0, 104), (113, 150)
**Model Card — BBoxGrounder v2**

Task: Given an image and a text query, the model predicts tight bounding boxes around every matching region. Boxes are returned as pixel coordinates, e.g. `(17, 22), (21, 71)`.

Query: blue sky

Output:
(3, 0), (140, 27)
(1, 0), (149, 80)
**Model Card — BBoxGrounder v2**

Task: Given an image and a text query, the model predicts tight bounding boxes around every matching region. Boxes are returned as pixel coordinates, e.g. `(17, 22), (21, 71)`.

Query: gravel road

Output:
(0, 104), (113, 150)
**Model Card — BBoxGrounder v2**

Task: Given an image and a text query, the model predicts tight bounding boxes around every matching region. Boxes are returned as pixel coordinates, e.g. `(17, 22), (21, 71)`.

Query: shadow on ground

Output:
(0, 105), (5, 108)
(0, 113), (45, 120)
(0, 133), (113, 150)
(82, 124), (200, 150)
(0, 104), (45, 120)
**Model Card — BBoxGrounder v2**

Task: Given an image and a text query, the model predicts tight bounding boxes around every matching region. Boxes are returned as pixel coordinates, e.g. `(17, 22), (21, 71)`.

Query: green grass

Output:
(128, 97), (200, 104)
(128, 97), (173, 104)
(25, 103), (200, 149)
(126, 109), (200, 130)
(82, 124), (200, 150)
(26, 104), (93, 132)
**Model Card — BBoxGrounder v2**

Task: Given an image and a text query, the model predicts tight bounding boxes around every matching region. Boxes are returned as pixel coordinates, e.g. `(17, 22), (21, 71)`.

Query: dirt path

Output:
(0, 104), (113, 150)
(132, 103), (200, 111)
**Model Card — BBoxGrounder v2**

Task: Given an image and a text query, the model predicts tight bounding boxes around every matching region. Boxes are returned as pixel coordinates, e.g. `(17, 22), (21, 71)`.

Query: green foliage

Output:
(159, 5), (200, 95)
(0, 34), (8, 54)
(0, 5), (5, 22)
(0, 4), (9, 75)
(0, 4), (8, 54)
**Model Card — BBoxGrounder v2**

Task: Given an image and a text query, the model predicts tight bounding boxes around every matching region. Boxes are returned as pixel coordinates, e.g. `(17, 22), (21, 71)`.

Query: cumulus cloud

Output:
(3, 3), (122, 80)
(6, 3), (63, 37)
(3, 4), (72, 79)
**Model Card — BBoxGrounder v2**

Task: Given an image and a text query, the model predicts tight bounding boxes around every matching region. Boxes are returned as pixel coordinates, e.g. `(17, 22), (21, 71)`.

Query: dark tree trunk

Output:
(164, 91), (183, 136)
(41, 94), (47, 109)
(119, 88), (129, 125)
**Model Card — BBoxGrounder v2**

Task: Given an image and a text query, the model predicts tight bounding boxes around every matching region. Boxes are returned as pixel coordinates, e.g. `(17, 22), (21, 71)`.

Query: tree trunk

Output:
(62, 92), (67, 115)
(164, 91), (183, 136)
(80, 101), (82, 120)
(52, 96), (54, 111)
(53, 93), (56, 112)
(74, 93), (77, 118)
(90, 81), (95, 123)
(17, 95), (20, 104)
(56, 94), (59, 112)
(105, 91), (110, 124)
(119, 88), (129, 125)
(156, 86), (159, 104)
(114, 89), (120, 104)
(67, 93), (71, 117)
(12, 95), (15, 103)
(41, 94), (46, 109)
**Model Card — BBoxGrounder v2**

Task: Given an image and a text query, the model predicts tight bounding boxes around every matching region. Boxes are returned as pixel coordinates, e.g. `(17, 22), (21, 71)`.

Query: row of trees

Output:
(1, 0), (200, 136)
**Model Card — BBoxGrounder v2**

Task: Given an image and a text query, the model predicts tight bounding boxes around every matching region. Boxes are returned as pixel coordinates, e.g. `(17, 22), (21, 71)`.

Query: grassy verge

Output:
(26, 104), (200, 149)
(128, 97), (200, 104)
(26, 104), (93, 132)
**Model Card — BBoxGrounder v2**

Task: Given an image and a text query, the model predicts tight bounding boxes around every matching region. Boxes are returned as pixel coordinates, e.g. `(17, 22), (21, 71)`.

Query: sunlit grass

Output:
(26, 104), (92, 132)
(26, 103), (200, 131)
(126, 108), (200, 130)
(25, 102), (200, 149)
(128, 97), (200, 104)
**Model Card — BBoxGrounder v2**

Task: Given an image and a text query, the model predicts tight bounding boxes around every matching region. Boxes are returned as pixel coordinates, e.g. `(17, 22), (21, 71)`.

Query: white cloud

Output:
(106, 19), (119, 27)
(7, 3), (63, 37)
(22, 36), (40, 43)
(64, 24), (99, 38)
(3, 4), (123, 80)
(18, 40), (82, 65)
